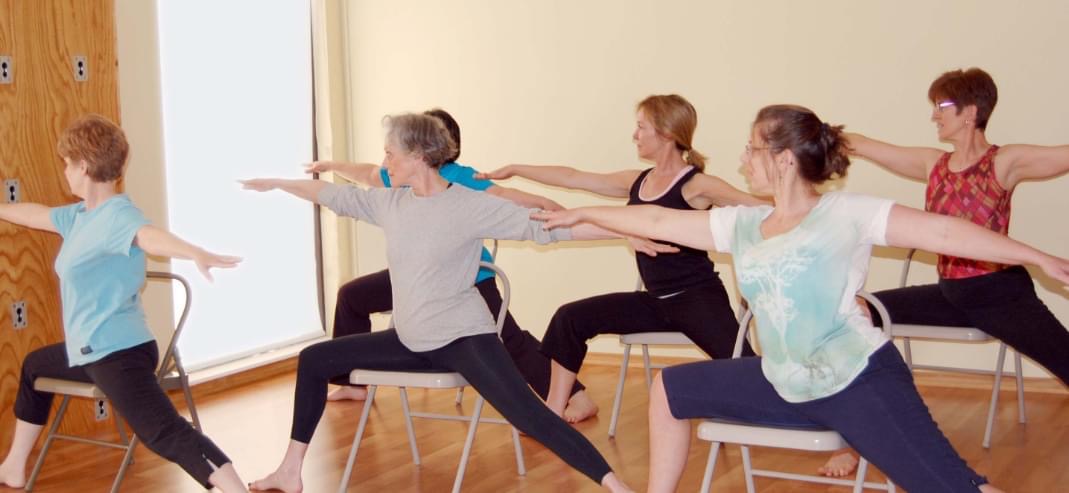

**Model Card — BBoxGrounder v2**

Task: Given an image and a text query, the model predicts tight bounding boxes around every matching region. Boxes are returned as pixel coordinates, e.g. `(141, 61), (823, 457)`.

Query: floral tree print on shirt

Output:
(736, 240), (814, 365)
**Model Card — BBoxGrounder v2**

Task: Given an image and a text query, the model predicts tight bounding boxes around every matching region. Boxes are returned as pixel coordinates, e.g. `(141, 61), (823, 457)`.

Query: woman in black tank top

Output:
(480, 94), (766, 421)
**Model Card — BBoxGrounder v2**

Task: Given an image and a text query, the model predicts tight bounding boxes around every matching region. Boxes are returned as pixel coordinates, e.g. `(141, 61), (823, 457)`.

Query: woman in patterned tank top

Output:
(831, 67), (1069, 477)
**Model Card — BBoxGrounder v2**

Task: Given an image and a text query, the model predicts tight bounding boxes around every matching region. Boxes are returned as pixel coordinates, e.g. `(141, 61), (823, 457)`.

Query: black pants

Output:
(540, 278), (752, 374)
(15, 342), (230, 488)
(872, 266), (1069, 386)
(331, 269), (584, 398)
(291, 331), (612, 483)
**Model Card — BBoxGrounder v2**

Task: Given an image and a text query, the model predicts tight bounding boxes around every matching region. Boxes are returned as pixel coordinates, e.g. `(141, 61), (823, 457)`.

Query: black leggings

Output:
(15, 342), (230, 488)
(291, 331), (612, 484)
(331, 269), (584, 398)
(872, 266), (1069, 387)
(540, 278), (752, 374)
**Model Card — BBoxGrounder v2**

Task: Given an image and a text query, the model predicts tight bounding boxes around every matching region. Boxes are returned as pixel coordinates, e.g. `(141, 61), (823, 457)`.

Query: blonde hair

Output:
(56, 114), (129, 182)
(383, 113), (457, 168)
(636, 94), (705, 171)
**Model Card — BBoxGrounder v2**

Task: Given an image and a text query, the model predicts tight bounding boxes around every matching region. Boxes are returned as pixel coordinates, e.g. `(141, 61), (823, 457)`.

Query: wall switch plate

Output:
(5, 179), (19, 203)
(94, 399), (109, 421)
(73, 55), (88, 82)
(0, 56), (11, 84)
(11, 301), (27, 330)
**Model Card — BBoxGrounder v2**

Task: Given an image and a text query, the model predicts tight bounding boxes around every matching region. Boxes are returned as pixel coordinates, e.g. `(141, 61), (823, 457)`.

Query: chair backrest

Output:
(145, 271), (193, 380)
(488, 239), (499, 262)
(899, 249), (919, 288)
(729, 290), (894, 359)
(478, 261), (510, 335)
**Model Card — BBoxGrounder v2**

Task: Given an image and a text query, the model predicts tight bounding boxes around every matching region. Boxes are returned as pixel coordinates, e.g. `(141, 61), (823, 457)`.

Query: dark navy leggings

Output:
(662, 343), (988, 492)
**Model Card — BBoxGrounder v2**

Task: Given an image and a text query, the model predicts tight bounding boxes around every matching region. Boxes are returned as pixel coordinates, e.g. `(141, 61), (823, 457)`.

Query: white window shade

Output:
(156, 0), (321, 369)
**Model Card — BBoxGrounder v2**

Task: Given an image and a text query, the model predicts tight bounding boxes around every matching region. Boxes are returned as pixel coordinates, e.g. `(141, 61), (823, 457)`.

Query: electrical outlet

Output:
(72, 55), (88, 82)
(5, 179), (19, 203)
(94, 399), (109, 421)
(11, 301), (27, 330)
(0, 56), (11, 84)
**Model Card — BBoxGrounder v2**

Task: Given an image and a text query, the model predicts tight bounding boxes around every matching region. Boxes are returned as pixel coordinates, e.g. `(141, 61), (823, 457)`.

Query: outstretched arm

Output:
(305, 161), (385, 188)
(240, 178), (328, 204)
(685, 174), (770, 209)
(1002, 144), (1069, 188)
(135, 226), (241, 281)
(485, 185), (565, 211)
(478, 164), (641, 198)
(886, 205), (1069, 285)
(0, 203), (57, 233)
(533, 205), (716, 251)
(845, 132), (944, 182)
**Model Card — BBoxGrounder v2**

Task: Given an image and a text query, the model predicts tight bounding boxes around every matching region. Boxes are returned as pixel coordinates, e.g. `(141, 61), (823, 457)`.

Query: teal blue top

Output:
(51, 195), (153, 366)
(381, 162), (495, 282)
(709, 192), (895, 402)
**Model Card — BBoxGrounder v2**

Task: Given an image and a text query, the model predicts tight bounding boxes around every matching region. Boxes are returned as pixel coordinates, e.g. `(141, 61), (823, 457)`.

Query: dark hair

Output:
(636, 94), (706, 171)
(754, 104), (849, 184)
(928, 68), (997, 130)
(382, 113), (457, 169)
(56, 114), (129, 182)
(424, 108), (461, 162)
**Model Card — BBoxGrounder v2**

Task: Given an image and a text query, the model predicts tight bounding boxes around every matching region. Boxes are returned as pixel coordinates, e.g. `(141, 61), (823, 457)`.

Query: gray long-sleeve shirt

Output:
(319, 183), (572, 352)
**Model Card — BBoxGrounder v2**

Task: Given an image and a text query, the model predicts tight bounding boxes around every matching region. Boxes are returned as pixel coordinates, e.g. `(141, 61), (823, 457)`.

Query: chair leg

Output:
(608, 344), (632, 438)
(509, 427), (526, 476)
(1013, 351), (1027, 424)
(399, 387), (421, 465)
(852, 457), (869, 493)
(181, 375), (204, 432)
(902, 337), (913, 369)
(455, 387), (465, 406)
(452, 395), (485, 493)
(338, 385), (377, 493)
(641, 345), (653, 390)
(110, 435), (139, 493)
(26, 395), (72, 491)
(983, 343), (1008, 449)
(740, 445), (756, 493)
(698, 441), (722, 493)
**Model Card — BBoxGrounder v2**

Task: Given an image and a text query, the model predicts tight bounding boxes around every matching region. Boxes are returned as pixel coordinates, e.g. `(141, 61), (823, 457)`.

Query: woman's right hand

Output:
(628, 237), (679, 257)
(475, 165), (515, 181)
(304, 161), (337, 174)
(239, 178), (280, 192)
(1038, 255), (1069, 287)
(531, 208), (584, 229)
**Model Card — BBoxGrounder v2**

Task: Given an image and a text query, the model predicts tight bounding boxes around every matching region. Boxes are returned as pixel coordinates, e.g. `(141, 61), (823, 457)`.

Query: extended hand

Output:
(627, 237), (679, 257)
(303, 161), (335, 174)
(531, 208), (583, 229)
(475, 165), (514, 181)
(239, 179), (279, 192)
(192, 250), (243, 282)
(1039, 255), (1069, 288)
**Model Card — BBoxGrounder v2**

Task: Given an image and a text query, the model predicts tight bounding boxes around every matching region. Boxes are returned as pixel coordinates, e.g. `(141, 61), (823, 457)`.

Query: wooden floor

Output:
(7, 362), (1068, 492)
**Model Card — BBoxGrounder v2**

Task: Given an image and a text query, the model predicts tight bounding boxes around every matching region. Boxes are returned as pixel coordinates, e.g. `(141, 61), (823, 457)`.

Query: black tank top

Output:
(627, 167), (719, 296)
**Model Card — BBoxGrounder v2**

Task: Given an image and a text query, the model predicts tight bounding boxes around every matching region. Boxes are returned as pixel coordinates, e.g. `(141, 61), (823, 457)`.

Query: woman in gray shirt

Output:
(242, 113), (633, 493)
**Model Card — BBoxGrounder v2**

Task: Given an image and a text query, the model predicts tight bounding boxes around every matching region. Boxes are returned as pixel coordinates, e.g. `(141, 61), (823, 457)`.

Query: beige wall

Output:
(341, 0), (1069, 378)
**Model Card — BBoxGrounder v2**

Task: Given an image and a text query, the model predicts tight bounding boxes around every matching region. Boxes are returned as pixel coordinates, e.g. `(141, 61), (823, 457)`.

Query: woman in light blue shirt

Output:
(0, 115), (247, 492)
(534, 104), (1069, 492)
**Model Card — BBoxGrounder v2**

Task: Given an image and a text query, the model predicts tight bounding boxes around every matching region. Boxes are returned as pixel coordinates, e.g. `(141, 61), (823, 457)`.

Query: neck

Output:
(770, 179), (820, 219)
(949, 130), (990, 160)
(651, 149), (688, 175)
(82, 182), (119, 210)
(408, 168), (449, 197)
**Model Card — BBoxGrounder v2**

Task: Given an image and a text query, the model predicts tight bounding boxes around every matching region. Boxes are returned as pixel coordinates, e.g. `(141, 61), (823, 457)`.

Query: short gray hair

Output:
(383, 113), (457, 168)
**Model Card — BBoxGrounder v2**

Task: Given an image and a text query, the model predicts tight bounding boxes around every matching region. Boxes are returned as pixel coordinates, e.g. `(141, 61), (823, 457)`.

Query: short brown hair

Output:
(928, 68), (998, 130)
(56, 114), (129, 182)
(383, 113), (457, 169)
(636, 94), (706, 171)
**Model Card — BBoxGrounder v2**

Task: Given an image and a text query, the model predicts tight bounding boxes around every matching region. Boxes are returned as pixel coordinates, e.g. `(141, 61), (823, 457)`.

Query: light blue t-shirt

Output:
(51, 194), (154, 366)
(709, 192), (894, 402)
(381, 162), (496, 282)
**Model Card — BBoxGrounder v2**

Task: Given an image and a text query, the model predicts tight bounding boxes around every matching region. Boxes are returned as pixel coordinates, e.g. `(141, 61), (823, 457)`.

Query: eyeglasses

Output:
(745, 143), (772, 155)
(934, 100), (956, 110)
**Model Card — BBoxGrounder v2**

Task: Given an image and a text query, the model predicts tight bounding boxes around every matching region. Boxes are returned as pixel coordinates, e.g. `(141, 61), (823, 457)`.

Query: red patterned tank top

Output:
(925, 145), (1011, 279)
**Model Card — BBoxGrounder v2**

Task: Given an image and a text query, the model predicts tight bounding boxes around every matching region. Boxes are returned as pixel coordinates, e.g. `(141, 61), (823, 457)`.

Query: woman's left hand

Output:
(531, 209), (583, 229)
(239, 178), (279, 192)
(1039, 255), (1069, 288)
(192, 250), (243, 282)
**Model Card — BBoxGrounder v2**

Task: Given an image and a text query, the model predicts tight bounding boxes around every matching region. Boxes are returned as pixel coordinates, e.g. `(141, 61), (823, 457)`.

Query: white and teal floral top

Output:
(709, 192), (895, 402)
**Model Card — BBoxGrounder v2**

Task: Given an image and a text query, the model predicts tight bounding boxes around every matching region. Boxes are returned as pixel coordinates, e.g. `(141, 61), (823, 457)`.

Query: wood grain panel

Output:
(0, 0), (121, 448)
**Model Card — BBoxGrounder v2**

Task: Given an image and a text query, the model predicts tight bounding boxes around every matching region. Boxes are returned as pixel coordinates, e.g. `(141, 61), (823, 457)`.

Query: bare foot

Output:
(563, 390), (599, 423)
(327, 386), (368, 402)
(601, 471), (634, 493)
(0, 460), (26, 488)
(818, 450), (858, 477)
(979, 484), (1005, 493)
(249, 470), (302, 493)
